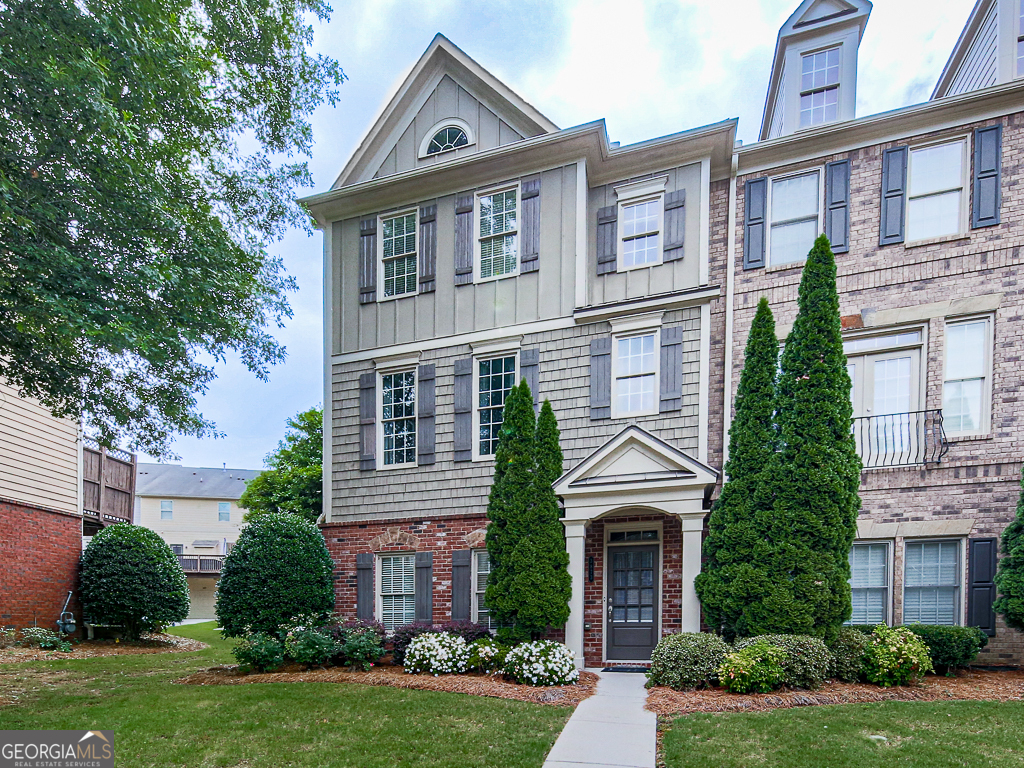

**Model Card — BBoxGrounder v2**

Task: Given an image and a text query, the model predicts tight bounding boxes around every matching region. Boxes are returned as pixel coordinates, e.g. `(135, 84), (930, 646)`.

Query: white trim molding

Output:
(417, 117), (476, 159)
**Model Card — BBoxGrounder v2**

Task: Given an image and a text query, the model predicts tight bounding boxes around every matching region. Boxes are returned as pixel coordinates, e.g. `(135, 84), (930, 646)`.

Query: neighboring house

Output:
(135, 463), (260, 620)
(0, 382), (83, 632)
(303, 0), (1024, 668)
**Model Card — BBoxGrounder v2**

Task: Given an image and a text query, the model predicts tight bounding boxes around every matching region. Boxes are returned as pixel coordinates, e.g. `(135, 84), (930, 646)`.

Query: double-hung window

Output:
(379, 554), (416, 631)
(614, 332), (658, 417)
(170, 544), (184, 555)
(769, 170), (821, 267)
(381, 212), (417, 298)
(477, 355), (517, 457)
(906, 140), (966, 242)
(943, 317), (990, 435)
(218, 502), (230, 522)
(381, 370), (416, 467)
(846, 543), (889, 625)
(904, 540), (961, 625)
(620, 199), (661, 268)
(800, 48), (840, 127)
(160, 500), (173, 520)
(478, 188), (518, 280)
(473, 549), (498, 629)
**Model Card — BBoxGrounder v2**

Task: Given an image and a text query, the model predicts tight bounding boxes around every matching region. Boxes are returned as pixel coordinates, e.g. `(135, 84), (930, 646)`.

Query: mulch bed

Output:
(647, 669), (1024, 716)
(0, 633), (208, 663)
(178, 664), (600, 707)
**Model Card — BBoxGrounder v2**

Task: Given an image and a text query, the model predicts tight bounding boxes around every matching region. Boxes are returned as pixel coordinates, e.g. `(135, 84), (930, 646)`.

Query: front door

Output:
(606, 545), (659, 660)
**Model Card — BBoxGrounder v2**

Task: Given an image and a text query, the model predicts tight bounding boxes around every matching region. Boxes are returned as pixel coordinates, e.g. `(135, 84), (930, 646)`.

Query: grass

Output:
(0, 622), (570, 767)
(661, 700), (1024, 767)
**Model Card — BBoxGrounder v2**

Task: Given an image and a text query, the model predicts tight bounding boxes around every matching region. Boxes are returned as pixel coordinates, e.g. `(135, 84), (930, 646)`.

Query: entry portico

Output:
(554, 426), (718, 667)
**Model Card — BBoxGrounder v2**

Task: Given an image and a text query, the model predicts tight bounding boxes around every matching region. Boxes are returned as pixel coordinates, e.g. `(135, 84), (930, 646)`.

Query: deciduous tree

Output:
(240, 407), (322, 524)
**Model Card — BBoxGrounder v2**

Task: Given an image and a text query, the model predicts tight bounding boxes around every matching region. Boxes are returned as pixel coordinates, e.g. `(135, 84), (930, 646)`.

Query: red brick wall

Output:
(0, 499), (81, 632)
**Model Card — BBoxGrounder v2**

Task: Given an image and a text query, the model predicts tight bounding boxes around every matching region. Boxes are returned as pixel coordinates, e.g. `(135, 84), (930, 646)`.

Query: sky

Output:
(152, 0), (975, 470)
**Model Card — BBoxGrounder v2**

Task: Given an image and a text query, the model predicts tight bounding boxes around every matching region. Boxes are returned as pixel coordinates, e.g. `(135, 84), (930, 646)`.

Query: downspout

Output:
(721, 149), (740, 478)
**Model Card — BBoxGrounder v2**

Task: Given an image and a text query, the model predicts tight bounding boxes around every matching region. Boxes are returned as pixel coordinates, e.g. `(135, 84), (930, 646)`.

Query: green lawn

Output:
(0, 623), (570, 768)
(661, 700), (1024, 767)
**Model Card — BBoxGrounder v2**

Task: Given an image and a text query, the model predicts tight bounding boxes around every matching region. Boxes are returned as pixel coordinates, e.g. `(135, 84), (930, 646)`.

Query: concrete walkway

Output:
(543, 670), (656, 768)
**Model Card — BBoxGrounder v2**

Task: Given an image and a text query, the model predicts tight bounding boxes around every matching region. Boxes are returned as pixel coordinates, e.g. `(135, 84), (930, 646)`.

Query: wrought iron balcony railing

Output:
(852, 409), (949, 468)
(177, 555), (224, 574)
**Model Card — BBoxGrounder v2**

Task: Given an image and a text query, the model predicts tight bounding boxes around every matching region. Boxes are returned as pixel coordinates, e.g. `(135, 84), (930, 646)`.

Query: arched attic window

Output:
(419, 119), (475, 159)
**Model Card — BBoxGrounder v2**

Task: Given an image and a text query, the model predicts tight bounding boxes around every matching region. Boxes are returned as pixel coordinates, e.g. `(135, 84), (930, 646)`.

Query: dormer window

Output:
(800, 47), (840, 127)
(426, 126), (469, 155)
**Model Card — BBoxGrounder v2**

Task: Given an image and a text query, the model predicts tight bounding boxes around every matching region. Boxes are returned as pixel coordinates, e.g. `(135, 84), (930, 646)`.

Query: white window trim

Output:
(765, 166), (825, 269)
(160, 499), (173, 520)
(217, 501), (230, 522)
(474, 182), (521, 284)
(376, 364), (418, 471)
(846, 539), (894, 627)
(901, 537), (965, 627)
(615, 176), (668, 273)
(602, 520), (664, 664)
(417, 117), (476, 159)
(942, 314), (993, 439)
(377, 208), (419, 302)
(797, 45), (842, 129)
(905, 136), (969, 245)
(611, 327), (661, 420)
(375, 551), (416, 631)
(472, 349), (520, 462)
(471, 548), (492, 628)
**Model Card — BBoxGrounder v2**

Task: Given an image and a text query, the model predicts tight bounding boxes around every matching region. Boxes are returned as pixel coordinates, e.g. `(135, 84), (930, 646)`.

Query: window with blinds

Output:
(904, 540), (961, 626)
(381, 212), (417, 298)
(473, 549), (498, 629)
(379, 554), (416, 631)
(846, 543), (889, 625)
(478, 188), (518, 279)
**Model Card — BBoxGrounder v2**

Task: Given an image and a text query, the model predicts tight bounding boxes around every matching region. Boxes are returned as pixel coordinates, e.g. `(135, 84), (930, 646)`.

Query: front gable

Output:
(334, 35), (557, 189)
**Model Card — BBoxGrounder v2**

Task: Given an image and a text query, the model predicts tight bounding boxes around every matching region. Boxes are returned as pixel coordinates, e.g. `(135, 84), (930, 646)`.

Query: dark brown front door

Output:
(606, 545), (658, 660)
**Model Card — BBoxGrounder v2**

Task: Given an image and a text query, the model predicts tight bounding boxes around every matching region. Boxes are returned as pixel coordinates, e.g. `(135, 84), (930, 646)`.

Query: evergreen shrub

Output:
(232, 633), (286, 672)
(503, 640), (579, 686)
(336, 629), (385, 671)
(718, 640), (787, 694)
(283, 626), (336, 667)
(80, 523), (189, 639)
(904, 625), (988, 673)
(403, 632), (469, 676)
(995, 465), (1024, 630)
(734, 634), (831, 689)
(467, 637), (508, 674)
(646, 632), (730, 690)
(863, 626), (933, 686)
(436, 621), (492, 645)
(829, 627), (870, 682)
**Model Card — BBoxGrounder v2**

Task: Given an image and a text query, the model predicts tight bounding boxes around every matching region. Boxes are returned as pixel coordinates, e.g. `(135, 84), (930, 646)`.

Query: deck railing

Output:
(176, 555), (225, 574)
(852, 410), (949, 468)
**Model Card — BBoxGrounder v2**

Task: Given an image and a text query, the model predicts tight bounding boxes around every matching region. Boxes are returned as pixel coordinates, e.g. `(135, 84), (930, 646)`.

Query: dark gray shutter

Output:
(453, 357), (473, 462)
(742, 178), (767, 269)
(415, 551), (433, 623)
(419, 204), (437, 292)
(454, 193), (474, 285)
(451, 549), (472, 622)
(417, 364), (435, 466)
(824, 160), (850, 254)
(359, 217), (377, 303)
(358, 372), (375, 471)
(596, 205), (617, 275)
(659, 326), (684, 413)
(968, 538), (998, 637)
(879, 146), (908, 246)
(589, 337), (612, 419)
(520, 177), (541, 273)
(521, 348), (540, 410)
(663, 190), (686, 263)
(356, 553), (374, 620)
(972, 125), (1002, 229)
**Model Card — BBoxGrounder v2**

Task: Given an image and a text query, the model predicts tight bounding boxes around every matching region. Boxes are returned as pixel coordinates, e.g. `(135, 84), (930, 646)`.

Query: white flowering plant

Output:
(504, 640), (579, 686)
(404, 631), (470, 676)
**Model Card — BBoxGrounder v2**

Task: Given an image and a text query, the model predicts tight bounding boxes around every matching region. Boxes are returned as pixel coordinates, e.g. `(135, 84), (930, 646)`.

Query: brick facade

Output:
(0, 499), (81, 633)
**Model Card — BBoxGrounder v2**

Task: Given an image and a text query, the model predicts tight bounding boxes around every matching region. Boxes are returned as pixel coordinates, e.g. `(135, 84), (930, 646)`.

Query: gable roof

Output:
(135, 463), (261, 500)
(931, 0), (996, 99)
(333, 34), (558, 189)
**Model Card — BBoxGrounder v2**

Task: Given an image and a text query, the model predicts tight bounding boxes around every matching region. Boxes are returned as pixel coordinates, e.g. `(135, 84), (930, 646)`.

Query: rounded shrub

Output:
(80, 523), (189, 639)
(390, 623), (436, 666)
(504, 640), (579, 686)
(404, 632), (470, 676)
(233, 632), (286, 672)
(467, 637), (508, 674)
(904, 625), (988, 674)
(646, 632), (730, 690)
(215, 513), (335, 637)
(863, 625), (934, 686)
(829, 627), (870, 682)
(336, 628), (385, 671)
(734, 634), (832, 689)
(718, 640), (787, 694)
(284, 626), (337, 667)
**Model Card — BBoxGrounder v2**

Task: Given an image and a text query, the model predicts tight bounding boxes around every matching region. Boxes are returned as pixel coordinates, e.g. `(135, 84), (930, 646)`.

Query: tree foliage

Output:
(216, 512), (335, 637)
(240, 407), (322, 523)
(695, 297), (778, 640)
(485, 385), (571, 639)
(0, 0), (343, 457)
(994, 466), (1024, 630)
(80, 523), (189, 639)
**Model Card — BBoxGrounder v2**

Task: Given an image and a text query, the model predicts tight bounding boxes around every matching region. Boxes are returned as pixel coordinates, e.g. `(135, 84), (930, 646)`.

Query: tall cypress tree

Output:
(994, 467), (1024, 630)
(695, 298), (778, 640)
(747, 234), (861, 642)
(535, 400), (564, 489)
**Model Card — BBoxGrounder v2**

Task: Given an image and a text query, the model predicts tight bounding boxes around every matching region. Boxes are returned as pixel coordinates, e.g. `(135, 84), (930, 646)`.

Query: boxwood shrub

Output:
(904, 624), (988, 673)
(734, 634), (832, 689)
(646, 632), (730, 690)
(829, 626), (870, 682)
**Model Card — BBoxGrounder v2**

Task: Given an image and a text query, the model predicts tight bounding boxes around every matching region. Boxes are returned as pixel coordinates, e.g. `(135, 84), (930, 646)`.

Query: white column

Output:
(563, 519), (588, 668)
(680, 516), (704, 632)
